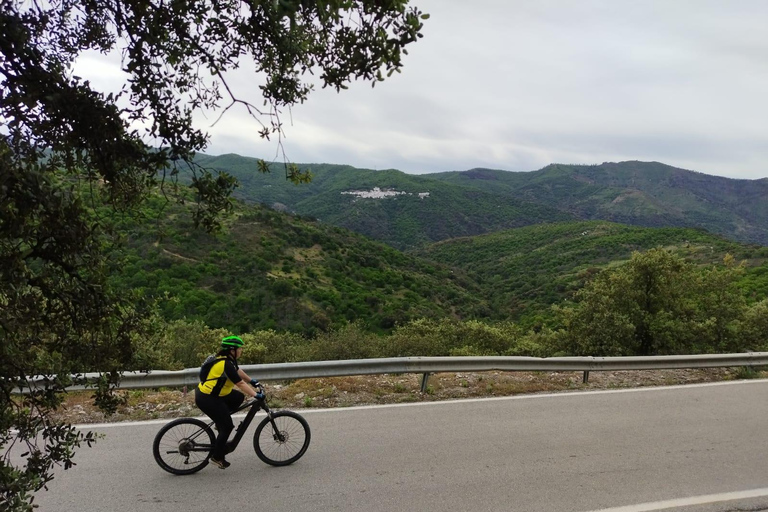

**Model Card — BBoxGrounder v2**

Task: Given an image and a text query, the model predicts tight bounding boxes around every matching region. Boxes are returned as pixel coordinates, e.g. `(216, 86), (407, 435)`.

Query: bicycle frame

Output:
(228, 397), (272, 450)
(186, 396), (283, 453)
(154, 391), (310, 473)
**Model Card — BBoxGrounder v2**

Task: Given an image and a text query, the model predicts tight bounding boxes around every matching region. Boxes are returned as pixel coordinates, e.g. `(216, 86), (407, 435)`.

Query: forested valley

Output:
(110, 189), (768, 372)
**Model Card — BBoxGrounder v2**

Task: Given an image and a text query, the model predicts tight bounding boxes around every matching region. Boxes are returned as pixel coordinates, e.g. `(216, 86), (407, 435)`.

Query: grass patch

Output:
(735, 366), (763, 380)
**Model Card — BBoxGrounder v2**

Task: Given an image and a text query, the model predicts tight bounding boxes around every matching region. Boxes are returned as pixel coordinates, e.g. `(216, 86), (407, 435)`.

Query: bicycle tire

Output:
(253, 410), (311, 466)
(153, 418), (214, 475)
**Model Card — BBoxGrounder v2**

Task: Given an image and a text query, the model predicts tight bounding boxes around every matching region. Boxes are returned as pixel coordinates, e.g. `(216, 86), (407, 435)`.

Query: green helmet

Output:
(221, 335), (244, 349)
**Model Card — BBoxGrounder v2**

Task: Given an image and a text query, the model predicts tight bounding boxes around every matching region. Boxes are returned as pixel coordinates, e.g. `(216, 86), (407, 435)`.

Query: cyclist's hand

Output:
(250, 379), (265, 399)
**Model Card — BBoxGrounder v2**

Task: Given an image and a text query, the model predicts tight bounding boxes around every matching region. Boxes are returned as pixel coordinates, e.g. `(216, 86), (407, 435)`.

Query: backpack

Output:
(198, 354), (221, 383)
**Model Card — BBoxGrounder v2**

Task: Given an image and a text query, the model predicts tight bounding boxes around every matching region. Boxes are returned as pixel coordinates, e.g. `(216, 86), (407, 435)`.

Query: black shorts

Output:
(195, 388), (245, 430)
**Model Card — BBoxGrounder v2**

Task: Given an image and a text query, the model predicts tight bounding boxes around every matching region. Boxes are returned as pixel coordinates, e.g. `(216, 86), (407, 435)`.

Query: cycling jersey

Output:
(198, 356), (242, 396)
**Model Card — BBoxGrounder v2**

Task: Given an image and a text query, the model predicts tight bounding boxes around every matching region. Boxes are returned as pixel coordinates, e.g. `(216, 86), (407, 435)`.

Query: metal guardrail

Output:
(32, 352), (768, 392)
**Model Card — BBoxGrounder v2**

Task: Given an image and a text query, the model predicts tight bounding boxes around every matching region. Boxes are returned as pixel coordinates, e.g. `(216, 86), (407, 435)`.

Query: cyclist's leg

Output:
(223, 389), (245, 413)
(221, 391), (245, 453)
(195, 389), (234, 461)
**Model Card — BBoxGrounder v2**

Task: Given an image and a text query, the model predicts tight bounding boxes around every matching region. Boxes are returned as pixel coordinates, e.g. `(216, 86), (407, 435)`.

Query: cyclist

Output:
(195, 335), (261, 469)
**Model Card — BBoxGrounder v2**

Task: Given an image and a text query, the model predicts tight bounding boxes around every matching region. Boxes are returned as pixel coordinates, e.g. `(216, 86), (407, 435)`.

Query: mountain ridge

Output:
(193, 154), (768, 247)
(427, 160), (768, 246)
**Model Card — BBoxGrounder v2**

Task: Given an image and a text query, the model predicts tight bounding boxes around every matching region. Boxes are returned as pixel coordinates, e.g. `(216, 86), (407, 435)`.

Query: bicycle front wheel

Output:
(253, 411), (311, 466)
(153, 418), (214, 475)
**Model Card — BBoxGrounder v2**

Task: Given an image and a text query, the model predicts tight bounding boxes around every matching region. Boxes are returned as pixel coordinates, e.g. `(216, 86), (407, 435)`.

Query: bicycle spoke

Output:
(254, 412), (310, 465)
(153, 418), (215, 475)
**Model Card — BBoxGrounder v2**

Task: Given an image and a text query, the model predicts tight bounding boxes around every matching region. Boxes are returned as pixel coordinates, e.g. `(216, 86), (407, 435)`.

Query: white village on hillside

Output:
(342, 187), (430, 199)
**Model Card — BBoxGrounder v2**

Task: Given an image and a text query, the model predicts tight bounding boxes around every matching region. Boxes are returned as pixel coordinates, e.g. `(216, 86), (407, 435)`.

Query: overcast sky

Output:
(75, 0), (768, 180)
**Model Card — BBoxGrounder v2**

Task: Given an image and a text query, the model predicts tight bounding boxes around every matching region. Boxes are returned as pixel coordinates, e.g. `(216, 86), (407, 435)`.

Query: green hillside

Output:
(428, 161), (768, 246)
(415, 221), (768, 325)
(195, 156), (768, 248)
(109, 195), (489, 334)
(295, 182), (572, 250)
(194, 154), (366, 206)
(193, 153), (573, 249)
(108, 190), (768, 346)
(167, 155), (768, 333)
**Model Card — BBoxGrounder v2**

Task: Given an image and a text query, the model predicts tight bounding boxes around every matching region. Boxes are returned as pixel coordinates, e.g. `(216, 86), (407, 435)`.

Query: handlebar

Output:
(251, 381), (265, 400)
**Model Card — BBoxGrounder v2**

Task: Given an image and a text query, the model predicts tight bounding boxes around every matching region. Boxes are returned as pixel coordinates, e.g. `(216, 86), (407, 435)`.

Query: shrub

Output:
(303, 322), (379, 361)
(385, 318), (521, 357)
(135, 319), (229, 370)
(248, 329), (309, 363)
(737, 299), (768, 351)
(448, 346), (496, 356)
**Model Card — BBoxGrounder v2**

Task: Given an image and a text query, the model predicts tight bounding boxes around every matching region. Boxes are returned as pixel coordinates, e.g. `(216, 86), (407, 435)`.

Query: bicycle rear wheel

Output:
(253, 411), (311, 466)
(153, 418), (214, 475)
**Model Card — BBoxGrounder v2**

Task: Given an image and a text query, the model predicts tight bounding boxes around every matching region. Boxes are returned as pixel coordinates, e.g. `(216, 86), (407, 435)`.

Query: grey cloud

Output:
(73, 0), (768, 180)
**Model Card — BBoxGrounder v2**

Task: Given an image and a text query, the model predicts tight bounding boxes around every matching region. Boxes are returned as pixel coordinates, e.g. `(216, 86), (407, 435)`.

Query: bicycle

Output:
(152, 386), (311, 475)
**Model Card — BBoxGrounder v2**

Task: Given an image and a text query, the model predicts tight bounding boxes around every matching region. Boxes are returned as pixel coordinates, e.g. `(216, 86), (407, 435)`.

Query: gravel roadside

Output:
(51, 367), (765, 425)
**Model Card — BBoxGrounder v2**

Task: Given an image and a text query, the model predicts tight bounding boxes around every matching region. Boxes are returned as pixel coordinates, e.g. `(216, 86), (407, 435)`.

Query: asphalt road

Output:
(33, 380), (768, 512)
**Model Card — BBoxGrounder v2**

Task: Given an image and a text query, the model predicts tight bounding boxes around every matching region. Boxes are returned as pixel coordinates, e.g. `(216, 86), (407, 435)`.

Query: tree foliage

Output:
(417, 220), (767, 326)
(104, 196), (488, 334)
(551, 249), (757, 356)
(0, 0), (426, 508)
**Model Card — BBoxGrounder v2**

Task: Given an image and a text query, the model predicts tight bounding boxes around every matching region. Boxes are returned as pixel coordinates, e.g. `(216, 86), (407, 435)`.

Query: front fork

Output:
(261, 403), (287, 443)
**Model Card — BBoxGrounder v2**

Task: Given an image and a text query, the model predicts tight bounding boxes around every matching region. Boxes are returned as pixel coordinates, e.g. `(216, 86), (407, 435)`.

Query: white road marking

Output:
(588, 487), (768, 511)
(74, 378), (768, 429)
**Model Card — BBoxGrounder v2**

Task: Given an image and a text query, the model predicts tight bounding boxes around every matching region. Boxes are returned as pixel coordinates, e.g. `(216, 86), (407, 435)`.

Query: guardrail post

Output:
(583, 371), (589, 384)
(420, 373), (430, 393)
